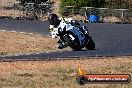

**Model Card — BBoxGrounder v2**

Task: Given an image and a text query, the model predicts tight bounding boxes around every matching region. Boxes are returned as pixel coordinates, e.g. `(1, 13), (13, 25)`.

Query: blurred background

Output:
(0, 0), (132, 23)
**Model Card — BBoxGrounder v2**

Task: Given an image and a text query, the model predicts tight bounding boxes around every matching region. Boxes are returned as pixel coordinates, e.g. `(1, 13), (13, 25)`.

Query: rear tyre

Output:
(85, 38), (95, 50)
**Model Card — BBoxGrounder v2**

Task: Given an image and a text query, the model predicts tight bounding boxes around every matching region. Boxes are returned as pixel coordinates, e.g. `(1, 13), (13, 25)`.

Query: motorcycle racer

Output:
(48, 14), (74, 38)
(48, 14), (95, 50)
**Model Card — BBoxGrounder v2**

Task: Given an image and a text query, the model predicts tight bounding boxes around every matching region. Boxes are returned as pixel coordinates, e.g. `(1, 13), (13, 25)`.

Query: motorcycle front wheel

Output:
(63, 32), (82, 51)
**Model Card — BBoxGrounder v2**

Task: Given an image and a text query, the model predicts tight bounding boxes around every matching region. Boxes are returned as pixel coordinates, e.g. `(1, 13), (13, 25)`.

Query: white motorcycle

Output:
(48, 14), (95, 50)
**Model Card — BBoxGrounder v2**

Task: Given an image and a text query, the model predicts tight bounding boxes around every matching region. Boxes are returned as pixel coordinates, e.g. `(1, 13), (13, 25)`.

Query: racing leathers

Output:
(49, 17), (89, 49)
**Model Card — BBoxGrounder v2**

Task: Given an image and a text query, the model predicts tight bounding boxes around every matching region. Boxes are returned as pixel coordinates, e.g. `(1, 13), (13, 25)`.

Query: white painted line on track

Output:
(29, 33), (33, 35)
(19, 32), (26, 34)
(11, 31), (17, 33)
(14, 55), (19, 56)
(26, 54), (31, 55)
(1, 30), (6, 32)
(35, 53), (40, 54)
(38, 34), (42, 36)
(118, 58), (122, 60)
(1, 56), (5, 57)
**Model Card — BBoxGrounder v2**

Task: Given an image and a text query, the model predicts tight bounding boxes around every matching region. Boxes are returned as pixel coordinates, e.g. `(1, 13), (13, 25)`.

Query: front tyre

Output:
(85, 38), (95, 50)
(63, 34), (82, 51)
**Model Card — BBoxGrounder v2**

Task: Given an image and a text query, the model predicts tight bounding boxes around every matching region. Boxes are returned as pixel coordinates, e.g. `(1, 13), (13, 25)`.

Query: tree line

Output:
(61, 0), (132, 9)
(18, 0), (132, 9)
(18, 0), (49, 4)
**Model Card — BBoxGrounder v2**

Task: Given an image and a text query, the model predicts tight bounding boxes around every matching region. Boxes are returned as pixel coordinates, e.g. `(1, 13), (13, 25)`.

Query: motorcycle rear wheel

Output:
(85, 38), (95, 50)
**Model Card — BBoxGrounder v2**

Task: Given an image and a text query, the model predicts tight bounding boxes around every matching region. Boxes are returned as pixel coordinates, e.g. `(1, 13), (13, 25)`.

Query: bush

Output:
(60, 0), (106, 15)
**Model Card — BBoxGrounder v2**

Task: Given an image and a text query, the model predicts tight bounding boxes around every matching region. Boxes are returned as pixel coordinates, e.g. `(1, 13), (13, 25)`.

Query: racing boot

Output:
(57, 43), (64, 49)
(57, 40), (64, 49)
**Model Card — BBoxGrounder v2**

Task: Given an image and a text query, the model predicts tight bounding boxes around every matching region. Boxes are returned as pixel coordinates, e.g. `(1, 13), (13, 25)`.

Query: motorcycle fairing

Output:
(49, 17), (85, 46)
(67, 26), (85, 46)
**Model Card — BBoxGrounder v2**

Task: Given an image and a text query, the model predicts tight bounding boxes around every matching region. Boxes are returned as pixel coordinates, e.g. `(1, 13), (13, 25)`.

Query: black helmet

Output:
(48, 14), (60, 28)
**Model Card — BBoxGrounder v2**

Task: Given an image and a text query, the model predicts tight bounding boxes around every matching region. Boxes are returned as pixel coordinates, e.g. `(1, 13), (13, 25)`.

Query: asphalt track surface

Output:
(0, 19), (132, 60)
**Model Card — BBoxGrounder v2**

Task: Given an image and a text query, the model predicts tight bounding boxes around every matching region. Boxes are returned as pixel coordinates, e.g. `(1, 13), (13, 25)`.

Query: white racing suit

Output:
(49, 17), (89, 49)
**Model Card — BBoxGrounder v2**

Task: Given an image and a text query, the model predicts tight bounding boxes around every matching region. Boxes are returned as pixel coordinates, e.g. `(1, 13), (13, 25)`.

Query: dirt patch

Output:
(103, 16), (122, 23)
(0, 10), (23, 17)
(0, 31), (57, 54)
(0, 57), (131, 76)
(51, 0), (61, 16)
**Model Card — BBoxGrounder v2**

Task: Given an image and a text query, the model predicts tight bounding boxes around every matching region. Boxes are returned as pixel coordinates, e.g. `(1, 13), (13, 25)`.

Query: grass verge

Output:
(0, 57), (131, 88)
(0, 31), (57, 55)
